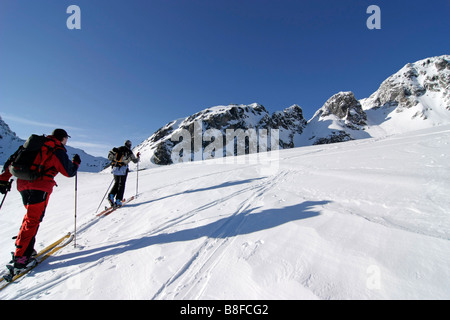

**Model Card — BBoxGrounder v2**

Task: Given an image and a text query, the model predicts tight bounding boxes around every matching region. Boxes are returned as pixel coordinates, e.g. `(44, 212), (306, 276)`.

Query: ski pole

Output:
(136, 160), (139, 198)
(0, 191), (8, 211)
(0, 179), (13, 212)
(0, 193), (7, 211)
(74, 173), (78, 248)
(96, 177), (114, 213)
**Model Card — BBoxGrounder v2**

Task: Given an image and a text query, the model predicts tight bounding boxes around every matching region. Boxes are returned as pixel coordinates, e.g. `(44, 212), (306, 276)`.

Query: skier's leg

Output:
(116, 175), (127, 201)
(14, 190), (49, 259)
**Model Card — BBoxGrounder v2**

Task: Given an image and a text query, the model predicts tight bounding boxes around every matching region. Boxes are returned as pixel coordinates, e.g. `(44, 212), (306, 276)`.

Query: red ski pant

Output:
(14, 190), (50, 258)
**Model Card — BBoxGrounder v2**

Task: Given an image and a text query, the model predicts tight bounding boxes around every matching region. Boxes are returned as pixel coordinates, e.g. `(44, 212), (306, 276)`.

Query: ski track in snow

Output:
(151, 171), (289, 299)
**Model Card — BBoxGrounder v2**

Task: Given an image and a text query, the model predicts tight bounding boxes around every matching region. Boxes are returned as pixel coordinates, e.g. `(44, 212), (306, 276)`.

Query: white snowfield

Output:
(0, 125), (449, 300)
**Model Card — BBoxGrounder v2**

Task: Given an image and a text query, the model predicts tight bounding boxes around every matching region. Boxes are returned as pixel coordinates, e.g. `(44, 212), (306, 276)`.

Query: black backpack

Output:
(108, 147), (128, 167)
(6, 135), (62, 181)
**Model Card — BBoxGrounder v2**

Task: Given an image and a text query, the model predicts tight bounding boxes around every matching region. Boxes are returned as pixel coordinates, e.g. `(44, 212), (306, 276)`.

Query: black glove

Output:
(0, 180), (12, 194)
(72, 154), (81, 165)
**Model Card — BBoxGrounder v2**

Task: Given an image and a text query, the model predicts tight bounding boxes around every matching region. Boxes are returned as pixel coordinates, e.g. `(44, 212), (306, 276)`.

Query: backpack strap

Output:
(109, 147), (125, 168)
(3, 146), (23, 173)
(114, 152), (124, 165)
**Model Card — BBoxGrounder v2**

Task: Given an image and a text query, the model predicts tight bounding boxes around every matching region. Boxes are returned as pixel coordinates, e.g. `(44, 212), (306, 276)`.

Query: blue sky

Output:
(1, 0), (449, 156)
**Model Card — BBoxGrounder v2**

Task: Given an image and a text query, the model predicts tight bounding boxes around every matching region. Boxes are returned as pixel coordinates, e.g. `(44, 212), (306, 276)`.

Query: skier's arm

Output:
(130, 152), (140, 164)
(54, 149), (79, 177)
(0, 168), (12, 181)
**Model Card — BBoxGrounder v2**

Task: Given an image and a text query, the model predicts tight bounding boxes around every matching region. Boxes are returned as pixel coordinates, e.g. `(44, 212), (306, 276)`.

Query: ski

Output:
(96, 196), (135, 217)
(0, 232), (73, 290)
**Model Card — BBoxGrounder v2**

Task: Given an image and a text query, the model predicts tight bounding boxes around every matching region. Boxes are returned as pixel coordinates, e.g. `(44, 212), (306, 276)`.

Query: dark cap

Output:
(52, 129), (71, 141)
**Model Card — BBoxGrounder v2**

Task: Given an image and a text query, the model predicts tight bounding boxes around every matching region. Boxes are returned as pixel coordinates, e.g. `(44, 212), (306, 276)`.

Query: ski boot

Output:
(7, 250), (37, 264)
(3, 256), (37, 282)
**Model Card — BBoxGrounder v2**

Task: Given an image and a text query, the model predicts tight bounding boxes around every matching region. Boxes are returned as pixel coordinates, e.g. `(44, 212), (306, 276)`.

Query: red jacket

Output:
(0, 135), (79, 194)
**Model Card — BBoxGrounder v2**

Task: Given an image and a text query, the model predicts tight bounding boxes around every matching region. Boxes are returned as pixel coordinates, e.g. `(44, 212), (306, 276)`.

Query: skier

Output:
(107, 140), (140, 207)
(0, 129), (80, 273)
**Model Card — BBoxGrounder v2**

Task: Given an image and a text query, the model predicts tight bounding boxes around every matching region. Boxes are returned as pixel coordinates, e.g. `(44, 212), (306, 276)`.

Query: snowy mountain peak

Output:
(184, 103), (270, 130)
(362, 55), (450, 113)
(316, 91), (367, 126)
(0, 116), (20, 140)
(0, 116), (27, 163)
(358, 54), (450, 135)
(295, 55), (450, 146)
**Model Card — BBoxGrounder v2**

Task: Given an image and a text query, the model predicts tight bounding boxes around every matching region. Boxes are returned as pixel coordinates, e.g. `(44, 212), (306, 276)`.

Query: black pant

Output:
(109, 174), (128, 201)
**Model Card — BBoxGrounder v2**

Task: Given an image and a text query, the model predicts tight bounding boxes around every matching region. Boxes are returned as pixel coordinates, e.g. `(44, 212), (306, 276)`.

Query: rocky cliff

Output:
(134, 103), (307, 166)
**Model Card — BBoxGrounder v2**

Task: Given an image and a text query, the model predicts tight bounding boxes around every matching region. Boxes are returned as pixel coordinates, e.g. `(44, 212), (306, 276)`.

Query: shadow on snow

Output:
(54, 199), (329, 269)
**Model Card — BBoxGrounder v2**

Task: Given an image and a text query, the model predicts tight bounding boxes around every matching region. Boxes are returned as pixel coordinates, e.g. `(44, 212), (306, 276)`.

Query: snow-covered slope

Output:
(1, 124), (449, 300)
